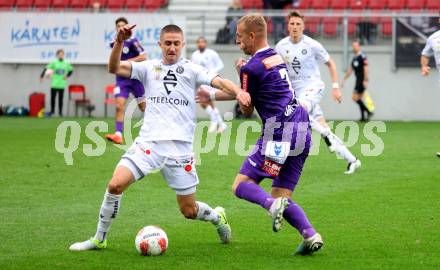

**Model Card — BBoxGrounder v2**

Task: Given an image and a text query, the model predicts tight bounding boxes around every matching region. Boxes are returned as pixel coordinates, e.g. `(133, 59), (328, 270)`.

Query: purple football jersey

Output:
(110, 37), (144, 82)
(240, 48), (300, 137)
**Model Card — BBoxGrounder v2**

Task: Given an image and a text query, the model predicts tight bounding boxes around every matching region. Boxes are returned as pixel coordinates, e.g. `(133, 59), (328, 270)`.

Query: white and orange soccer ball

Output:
(135, 226), (168, 256)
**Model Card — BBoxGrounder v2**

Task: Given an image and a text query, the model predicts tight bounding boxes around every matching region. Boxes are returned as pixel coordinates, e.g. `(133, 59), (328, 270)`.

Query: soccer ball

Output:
(135, 226), (168, 256)
(44, 69), (54, 78)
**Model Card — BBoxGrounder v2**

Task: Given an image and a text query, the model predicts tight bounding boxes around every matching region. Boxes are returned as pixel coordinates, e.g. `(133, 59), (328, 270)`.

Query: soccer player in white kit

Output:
(421, 17), (440, 157)
(69, 24), (251, 251)
(191, 37), (228, 133)
(275, 10), (361, 174)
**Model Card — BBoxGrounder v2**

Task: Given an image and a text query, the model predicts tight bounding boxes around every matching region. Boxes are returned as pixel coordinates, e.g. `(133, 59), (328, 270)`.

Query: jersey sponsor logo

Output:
(148, 96), (190, 106)
(163, 70), (177, 95)
(242, 73), (249, 92)
(291, 56), (301, 74)
(261, 159), (282, 177)
(262, 54), (284, 69)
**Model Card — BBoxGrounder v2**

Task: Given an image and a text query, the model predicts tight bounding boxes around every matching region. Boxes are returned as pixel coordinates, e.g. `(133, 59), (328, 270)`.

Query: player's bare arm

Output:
(420, 55), (431, 76)
(326, 58), (342, 103)
(108, 24), (136, 77)
(211, 76), (251, 107)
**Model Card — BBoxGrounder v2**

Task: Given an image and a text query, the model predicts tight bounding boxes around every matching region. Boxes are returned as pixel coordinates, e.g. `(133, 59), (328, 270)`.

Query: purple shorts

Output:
(114, 79), (145, 99)
(239, 106), (311, 192)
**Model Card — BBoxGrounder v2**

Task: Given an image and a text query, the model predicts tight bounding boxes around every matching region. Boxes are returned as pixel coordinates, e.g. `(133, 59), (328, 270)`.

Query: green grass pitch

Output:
(0, 117), (439, 269)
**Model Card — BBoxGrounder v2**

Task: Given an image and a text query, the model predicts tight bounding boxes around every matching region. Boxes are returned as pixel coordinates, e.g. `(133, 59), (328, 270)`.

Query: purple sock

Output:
(283, 199), (316, 238)
(235, 182), (274, 210)
(115, 121), (123, 133)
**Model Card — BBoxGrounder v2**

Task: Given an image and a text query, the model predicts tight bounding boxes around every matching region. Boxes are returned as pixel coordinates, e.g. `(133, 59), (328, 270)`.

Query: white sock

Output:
(213, 107), (224, 124)
(94, 190), (123, 242)
(310, 118), (330, 137)
(205, 105), (216, 122)
(196, 201), (220, 225)
(329, 133), (357, 163)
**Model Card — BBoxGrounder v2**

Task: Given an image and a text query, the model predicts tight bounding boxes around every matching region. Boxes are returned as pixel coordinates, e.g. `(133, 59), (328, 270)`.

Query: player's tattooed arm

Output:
(108, 24), (136, 78)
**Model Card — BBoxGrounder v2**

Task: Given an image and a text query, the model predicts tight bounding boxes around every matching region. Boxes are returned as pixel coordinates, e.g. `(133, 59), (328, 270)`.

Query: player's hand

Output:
(236, 90), (251, 107)
(332, 88), (342, 103)
(116, 24), (136, 43)
(421, 66), (430, 76)
(195, 88), (211, 103)
(235, 58), (246, 74)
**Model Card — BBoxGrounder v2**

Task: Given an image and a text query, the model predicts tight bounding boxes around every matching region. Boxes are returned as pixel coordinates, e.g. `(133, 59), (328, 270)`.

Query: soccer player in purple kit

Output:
(105, 17), (147, 145)
(197, 13), (323, 255)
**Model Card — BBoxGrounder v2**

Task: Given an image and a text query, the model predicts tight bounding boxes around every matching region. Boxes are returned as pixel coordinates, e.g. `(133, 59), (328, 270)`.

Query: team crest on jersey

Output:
(353, 60), (359, 67)
(302, 49), (307, 55)
(176, 66), (184, 74)
(291, 56), (301, 74)
(122, 46), (129, 54)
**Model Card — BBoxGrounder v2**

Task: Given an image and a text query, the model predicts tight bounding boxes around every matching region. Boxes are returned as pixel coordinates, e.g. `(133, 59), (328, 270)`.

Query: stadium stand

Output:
(33, 0), (52, 10)
(107, 0), (124, 11)
(52, 0), (69, 10)
(426, 0), (440, 10)
(15, 0), (33, 10)
(348, 0), (366, 10)
(310, 0), (330, 10)
(367, 0), (386, 10)
(0, 0), (15, 9)
(406, 0), (425, 10)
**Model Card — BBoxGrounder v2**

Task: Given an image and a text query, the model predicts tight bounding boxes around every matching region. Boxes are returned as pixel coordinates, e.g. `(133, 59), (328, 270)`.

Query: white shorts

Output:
(297, 86), (325, 120)
(117, 139), (198, 195)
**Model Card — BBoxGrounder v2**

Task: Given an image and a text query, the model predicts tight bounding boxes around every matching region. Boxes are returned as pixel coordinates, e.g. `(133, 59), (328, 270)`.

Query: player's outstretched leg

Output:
(234, 178), (289, 232)
(281, 198), (323, 255)
(177, 194), (231, 244)
(69, 166), (132, 251)
(310, 118), (361, 174)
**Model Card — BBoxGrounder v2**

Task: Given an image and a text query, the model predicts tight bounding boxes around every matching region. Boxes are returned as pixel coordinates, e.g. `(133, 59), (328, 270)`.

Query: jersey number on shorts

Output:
(163, 70), (177, 95)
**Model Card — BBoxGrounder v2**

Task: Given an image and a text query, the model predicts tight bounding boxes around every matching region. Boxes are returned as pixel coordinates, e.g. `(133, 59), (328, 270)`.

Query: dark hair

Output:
(115, 17), (128, 25)
(352, 38), (361, 44)
(160, 24), (183, 37)
(197, 36), (207, 42)
(56, 49), (64, 55)
(287, 10), (304, 21)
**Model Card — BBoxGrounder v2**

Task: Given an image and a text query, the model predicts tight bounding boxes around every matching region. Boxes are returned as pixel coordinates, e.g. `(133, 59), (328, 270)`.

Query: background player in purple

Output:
(105, 17), (147, 144)
(197, 13), (323, 255)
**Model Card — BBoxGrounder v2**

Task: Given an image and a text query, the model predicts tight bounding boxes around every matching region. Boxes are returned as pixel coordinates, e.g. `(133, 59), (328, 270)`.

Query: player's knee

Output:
(107, 181), (125, 195)
(116, 103), (125, 112)
(180, 205), (197, 219)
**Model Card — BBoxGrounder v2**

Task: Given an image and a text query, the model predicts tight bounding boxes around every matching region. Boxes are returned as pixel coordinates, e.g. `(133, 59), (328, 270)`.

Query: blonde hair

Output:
(237, 13), (267, 37)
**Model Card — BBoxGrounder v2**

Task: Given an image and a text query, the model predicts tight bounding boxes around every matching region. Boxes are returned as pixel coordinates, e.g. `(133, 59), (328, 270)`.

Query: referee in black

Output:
(341, 39), (373, 121)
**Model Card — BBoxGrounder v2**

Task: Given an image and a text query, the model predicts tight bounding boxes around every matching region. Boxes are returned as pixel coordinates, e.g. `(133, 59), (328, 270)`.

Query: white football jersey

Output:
(421, 30), (440, 85)
(131, 58), (217, 143)
(191, 48), (224, 73)
(275, 35), (330, 96)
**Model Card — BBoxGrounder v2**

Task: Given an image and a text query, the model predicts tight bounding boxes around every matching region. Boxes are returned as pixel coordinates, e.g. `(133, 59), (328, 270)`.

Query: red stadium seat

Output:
(330, 0), (348, 9)
(125, 0), (141, 10)
(348, 17), (360, 36)
(106, 0), (123, 10)
(241, 0), (254, 9)
(52, 0), (70, 9)
(426, 0), (440, 10)
(406, 0), (425, 10)
(15, 0), (33, 9)
(348, 0), (366, 10)
(144, 0), (164, 10)
(33, 0), (52, 9)
(0, 0), (15, 9)
(310, 0), (330, 9)
(380, 17), (392, 37)
(387, 0), (406, 10)
(322, 17), (340, 37)
(70, 0), (88, 9)
(293, 0), (311, 9)
(104, 84), (116, 118)
(367, 0), (386, 10)
(305, 17), (321, 36)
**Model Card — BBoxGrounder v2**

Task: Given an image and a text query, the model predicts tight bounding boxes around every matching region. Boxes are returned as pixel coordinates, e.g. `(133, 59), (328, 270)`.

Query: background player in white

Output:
(275, 10), (361, 174)
(421, 17), (440, 157)
(69, 24), (251, 251)
(191, 37), (228, 133)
